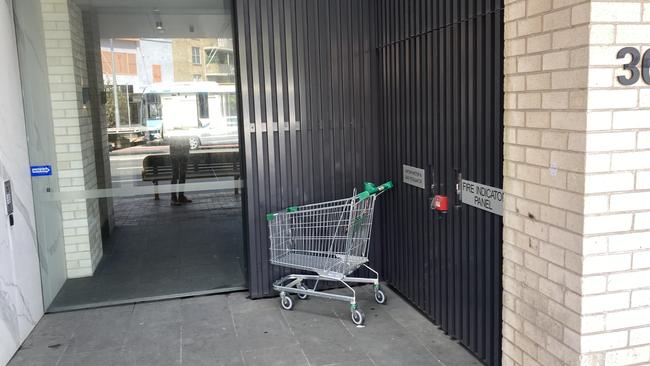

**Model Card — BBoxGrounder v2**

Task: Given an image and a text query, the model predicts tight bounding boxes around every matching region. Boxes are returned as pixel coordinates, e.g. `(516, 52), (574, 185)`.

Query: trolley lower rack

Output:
(272, 264), (387, 325)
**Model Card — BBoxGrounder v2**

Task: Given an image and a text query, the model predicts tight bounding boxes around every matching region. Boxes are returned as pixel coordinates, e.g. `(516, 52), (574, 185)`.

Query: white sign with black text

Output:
(461, 179), (504, 216)
(402, 165), (425, 189)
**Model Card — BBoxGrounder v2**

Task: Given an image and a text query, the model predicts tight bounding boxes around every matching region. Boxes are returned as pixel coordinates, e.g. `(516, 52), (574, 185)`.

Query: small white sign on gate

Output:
(403, 165), (425, 189)
(461, 179), (504, 216)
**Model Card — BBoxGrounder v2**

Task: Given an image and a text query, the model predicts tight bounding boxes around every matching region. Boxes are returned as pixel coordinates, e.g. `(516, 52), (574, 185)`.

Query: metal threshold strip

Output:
(46, 286), (248, 313)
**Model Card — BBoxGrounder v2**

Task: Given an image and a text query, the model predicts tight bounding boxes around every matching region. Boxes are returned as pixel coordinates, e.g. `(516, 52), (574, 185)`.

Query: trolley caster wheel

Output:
(280, 294), (294, 310)
(297, 284), (309, 300)
(374, 289), (387, 305)
(351, 309), (365, 326)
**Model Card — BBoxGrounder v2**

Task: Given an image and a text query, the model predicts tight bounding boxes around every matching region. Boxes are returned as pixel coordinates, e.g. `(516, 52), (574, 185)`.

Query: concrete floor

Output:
(10, 286), (481, 366)
(49, 192), (246, 311)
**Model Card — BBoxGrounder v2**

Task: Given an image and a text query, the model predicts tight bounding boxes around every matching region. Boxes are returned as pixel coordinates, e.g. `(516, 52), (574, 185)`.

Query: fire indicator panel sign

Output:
(461, 179), (504, 216)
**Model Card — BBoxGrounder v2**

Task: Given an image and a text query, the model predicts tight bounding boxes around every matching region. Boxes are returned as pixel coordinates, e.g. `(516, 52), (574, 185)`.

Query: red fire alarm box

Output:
(432, 195), (449, 213)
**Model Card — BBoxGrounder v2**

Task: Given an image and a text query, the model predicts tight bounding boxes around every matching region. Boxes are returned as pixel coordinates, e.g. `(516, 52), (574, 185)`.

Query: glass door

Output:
(14, 0), (246, 311)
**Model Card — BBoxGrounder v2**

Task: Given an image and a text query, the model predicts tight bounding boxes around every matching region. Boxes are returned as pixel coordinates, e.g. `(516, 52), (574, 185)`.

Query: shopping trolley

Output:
(267, 180), (393, 325)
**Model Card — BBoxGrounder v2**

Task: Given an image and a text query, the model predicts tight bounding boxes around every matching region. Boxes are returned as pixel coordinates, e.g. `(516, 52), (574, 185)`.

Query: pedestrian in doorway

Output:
(169, 135), (192, 206)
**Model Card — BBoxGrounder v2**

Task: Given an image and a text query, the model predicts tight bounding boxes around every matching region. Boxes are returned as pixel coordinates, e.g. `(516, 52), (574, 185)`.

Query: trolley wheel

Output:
(374, 289), (387, 305)
(297, 284), (309, 300)
(280, 294), (294, 310)
(351, 309), (365, 326)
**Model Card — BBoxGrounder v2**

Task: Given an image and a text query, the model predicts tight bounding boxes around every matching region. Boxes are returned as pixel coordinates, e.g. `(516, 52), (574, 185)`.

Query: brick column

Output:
(503, 1), (650, 365)
(580, 2), (650, 364)
(42, 0), (102, 278)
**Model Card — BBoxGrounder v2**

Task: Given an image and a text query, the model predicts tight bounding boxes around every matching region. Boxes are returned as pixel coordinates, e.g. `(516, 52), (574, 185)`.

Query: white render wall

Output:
(503, 0), (650, 365)
(42, 0), (103, 278)
(0, 1), (45, 364)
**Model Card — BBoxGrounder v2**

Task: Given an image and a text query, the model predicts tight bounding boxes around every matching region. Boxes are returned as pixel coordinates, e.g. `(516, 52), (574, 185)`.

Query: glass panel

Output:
(14, 0), (245, 311)
(197, 92), (210, 118)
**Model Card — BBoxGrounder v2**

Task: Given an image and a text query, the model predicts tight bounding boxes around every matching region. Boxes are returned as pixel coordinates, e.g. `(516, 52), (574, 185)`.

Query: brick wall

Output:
(42, 0), (102, 278)
(580, 2), (650, 365)
(503, 1), (650, 365)
(503, 0), (591, 364)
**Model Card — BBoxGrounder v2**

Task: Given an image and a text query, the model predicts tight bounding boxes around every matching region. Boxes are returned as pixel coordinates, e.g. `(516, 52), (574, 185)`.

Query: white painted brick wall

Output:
(504, 1), (650, 365)
(579, 1), (650, 364)
(41, 0), (102, 278)
(503, 1), (592, 364)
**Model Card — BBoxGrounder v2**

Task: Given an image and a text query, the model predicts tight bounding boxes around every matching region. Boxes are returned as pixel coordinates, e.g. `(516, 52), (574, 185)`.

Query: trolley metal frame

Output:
(267, 181), (392, 325)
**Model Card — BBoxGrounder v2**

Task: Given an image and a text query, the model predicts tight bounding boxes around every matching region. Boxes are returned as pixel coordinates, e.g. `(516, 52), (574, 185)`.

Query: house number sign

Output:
(617, 47), (650, 86)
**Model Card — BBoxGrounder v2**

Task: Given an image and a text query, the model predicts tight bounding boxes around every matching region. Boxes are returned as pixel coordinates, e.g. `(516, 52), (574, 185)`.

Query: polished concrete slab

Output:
(48, 192), (246, 312)
(10, 286), (482, 366)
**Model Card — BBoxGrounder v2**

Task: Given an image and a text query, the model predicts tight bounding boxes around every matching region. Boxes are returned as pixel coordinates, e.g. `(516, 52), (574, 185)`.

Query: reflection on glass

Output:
(169, 135), (191, 205)
(45, 34), (243, 310)
(102, 37), (240, 192)
(14, 0), (246, 311)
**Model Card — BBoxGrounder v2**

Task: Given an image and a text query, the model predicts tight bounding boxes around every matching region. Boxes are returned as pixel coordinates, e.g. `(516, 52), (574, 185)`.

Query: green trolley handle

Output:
(363, 180), (394, 195)
(266, 205), (299, 221)
(358, 180), (394, 200)
(267, 180), (393, 218)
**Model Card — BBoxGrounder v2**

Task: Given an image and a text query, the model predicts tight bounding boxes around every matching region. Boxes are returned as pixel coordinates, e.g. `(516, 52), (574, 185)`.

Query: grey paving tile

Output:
(11, 314), (78, 365)
(182, 349), (245, 366)
(57, 347), (126, 366)
(231, 307), (298, 351)
(226, 292), (277, 314)
(67, 321), (128, 354)
(181, 294), (232, 327)
(7, 352), (65, 366)
(363, 336), (439, 366)
(379, 288), (482, 366)
(7, 333), (70, 366)
(321, 360), (375, 366)
(425, 340), (483, 366)
(19, 311), (78, 352)
(340, 302), (439, 366)
(123, 323), (182, 366)
(241, 344), (309, 366)
(14, 285), (481, 366)
(131, 300), (182, 327)
(281, 303), (368, 366)
(181, 323), (243, 366)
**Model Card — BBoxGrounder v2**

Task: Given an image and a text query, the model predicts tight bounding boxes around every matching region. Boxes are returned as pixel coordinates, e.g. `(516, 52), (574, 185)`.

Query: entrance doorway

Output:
(14, 0), (246, 311)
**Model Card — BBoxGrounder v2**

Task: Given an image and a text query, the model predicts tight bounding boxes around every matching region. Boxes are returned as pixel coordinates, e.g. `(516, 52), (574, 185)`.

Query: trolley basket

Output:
(267, 181), (393, 325)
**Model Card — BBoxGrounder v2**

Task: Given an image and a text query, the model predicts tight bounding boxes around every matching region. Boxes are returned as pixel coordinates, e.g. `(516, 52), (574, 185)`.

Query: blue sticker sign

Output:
(31, 165), (52, 177)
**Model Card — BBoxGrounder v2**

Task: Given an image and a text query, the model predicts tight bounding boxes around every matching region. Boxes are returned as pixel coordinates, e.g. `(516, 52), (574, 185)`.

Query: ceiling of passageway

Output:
(77, 0), (232, 38)
(76, 0), (230, 14)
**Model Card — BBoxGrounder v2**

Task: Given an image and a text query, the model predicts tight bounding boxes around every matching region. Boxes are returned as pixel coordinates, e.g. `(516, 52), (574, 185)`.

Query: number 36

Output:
(617, 47), (650, 86)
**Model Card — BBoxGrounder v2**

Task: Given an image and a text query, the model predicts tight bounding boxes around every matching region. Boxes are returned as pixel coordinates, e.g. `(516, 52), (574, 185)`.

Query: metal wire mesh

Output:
(269, 193), (377, 278)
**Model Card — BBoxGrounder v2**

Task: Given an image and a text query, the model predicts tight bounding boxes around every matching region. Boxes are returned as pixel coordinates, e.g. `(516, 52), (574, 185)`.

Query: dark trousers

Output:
(171, 155), (188, 198)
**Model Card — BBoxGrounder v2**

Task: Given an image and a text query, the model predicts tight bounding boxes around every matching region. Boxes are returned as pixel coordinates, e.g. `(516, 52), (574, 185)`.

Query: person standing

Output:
(169, 135), (192, 206)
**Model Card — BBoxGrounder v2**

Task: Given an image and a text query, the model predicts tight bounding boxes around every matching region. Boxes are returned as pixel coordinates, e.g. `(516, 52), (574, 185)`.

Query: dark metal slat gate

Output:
(234, 0), (382, 298)
(377, 0), (504, 365)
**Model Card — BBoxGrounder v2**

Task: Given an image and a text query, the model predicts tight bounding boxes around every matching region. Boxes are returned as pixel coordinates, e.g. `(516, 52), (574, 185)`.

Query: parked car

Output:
(187, 117), (239, 149)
